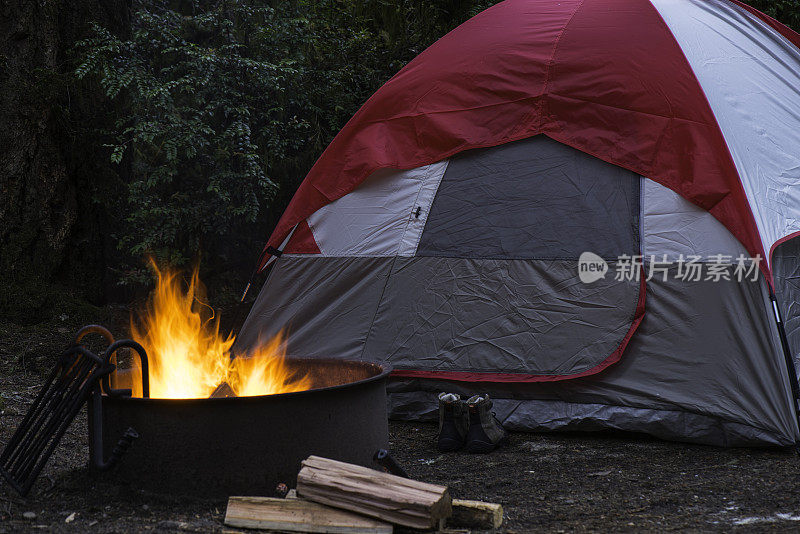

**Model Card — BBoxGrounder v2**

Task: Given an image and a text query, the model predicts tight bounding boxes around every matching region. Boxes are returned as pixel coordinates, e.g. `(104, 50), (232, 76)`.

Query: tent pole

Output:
(769, 292), (800, 451)
(240, 224), (299, 302)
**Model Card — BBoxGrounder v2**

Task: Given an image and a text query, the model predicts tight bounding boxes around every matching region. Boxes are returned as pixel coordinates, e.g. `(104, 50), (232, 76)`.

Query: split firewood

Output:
(296, 455), (451, 530)
(209, 382), (235, 398)
(224, 496), (392, 533)
(450, 499), (503, 529)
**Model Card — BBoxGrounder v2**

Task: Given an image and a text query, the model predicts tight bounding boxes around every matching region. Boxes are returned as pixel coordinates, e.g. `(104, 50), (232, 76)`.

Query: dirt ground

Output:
(3, 313), (800, 533)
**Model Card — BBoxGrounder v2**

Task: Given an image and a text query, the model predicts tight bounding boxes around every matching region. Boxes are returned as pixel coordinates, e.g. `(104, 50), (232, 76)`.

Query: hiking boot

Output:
(437, 393), (470, 452)
(464, 394), (508, 453)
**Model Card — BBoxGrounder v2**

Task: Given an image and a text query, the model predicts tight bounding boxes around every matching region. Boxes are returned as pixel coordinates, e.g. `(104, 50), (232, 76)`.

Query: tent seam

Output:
(358, 256), (399, 363)
(538, 0), (586, 131)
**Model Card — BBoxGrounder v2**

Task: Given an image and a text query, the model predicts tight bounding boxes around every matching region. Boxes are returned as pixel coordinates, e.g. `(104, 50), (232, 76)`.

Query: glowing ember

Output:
(128, 260), (310, 399)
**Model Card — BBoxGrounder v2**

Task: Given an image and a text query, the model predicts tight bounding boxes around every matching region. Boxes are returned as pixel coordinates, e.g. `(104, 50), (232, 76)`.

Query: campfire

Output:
(126, 260), (310, 399)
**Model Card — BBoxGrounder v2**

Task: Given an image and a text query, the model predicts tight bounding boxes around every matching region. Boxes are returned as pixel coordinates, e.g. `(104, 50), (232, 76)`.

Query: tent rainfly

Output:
(236, 0), (800, 446)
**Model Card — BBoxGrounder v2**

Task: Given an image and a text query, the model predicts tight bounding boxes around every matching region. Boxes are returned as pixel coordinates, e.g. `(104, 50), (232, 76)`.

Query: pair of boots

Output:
(437, 393), (508, 453)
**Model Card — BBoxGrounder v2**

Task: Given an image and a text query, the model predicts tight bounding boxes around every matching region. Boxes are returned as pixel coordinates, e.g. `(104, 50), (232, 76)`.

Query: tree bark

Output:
(0, 0), (130, 322)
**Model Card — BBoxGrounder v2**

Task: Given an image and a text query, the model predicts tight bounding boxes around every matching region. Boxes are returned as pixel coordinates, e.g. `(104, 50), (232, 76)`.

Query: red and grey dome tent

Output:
(236, 0), (800, 446)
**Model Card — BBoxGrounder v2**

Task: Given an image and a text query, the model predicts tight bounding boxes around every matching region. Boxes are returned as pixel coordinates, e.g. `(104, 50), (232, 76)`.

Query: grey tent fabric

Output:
(362, 258), (640, 376)
(772, 236), (800, 378)
(417, 135), (640, 260)
(236, 260), (798, 446)
(386, 268), (798, 446)
(234, 256), (393, 361)
(236, 256), (641, 377)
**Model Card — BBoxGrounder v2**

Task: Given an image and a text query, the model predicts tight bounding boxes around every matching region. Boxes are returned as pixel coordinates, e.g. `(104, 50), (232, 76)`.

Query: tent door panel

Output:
(367, 135), (644, 379)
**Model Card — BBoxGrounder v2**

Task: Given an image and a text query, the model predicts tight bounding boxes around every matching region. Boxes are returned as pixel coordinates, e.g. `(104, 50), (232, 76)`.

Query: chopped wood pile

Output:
(223, 455), (503, 533)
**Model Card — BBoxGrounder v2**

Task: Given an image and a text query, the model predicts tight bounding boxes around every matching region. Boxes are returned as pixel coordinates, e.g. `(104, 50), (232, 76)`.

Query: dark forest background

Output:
(1, 0), (799, 323)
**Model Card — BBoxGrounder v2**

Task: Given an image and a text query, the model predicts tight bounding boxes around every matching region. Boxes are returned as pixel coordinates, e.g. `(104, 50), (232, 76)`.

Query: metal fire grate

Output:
(0, 326), (148, 496)
(0, 347), (111, 495)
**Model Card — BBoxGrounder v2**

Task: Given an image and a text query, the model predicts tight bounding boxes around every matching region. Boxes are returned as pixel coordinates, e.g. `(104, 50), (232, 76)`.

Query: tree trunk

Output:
(0, 0), (130, 322)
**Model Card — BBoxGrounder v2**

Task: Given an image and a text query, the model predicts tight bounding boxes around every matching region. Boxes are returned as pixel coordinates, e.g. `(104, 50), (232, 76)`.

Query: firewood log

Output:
(451, 499), (503, 529)
(296, 456), (451, 530)
(224, 496), (393, 533)
(209, 382), (235, 398)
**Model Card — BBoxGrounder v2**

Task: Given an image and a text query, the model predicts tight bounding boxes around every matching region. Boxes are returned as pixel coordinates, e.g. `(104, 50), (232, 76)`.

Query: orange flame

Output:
(128, 260), (309, 399)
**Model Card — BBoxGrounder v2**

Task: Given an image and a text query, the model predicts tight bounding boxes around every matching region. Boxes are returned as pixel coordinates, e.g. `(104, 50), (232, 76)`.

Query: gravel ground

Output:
(3, 314), (800, 533)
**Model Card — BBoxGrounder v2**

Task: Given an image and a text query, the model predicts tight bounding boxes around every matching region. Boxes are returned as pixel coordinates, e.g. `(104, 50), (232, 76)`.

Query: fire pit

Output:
(90, 357), (390, 498)
(76, 263), (393, 498)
